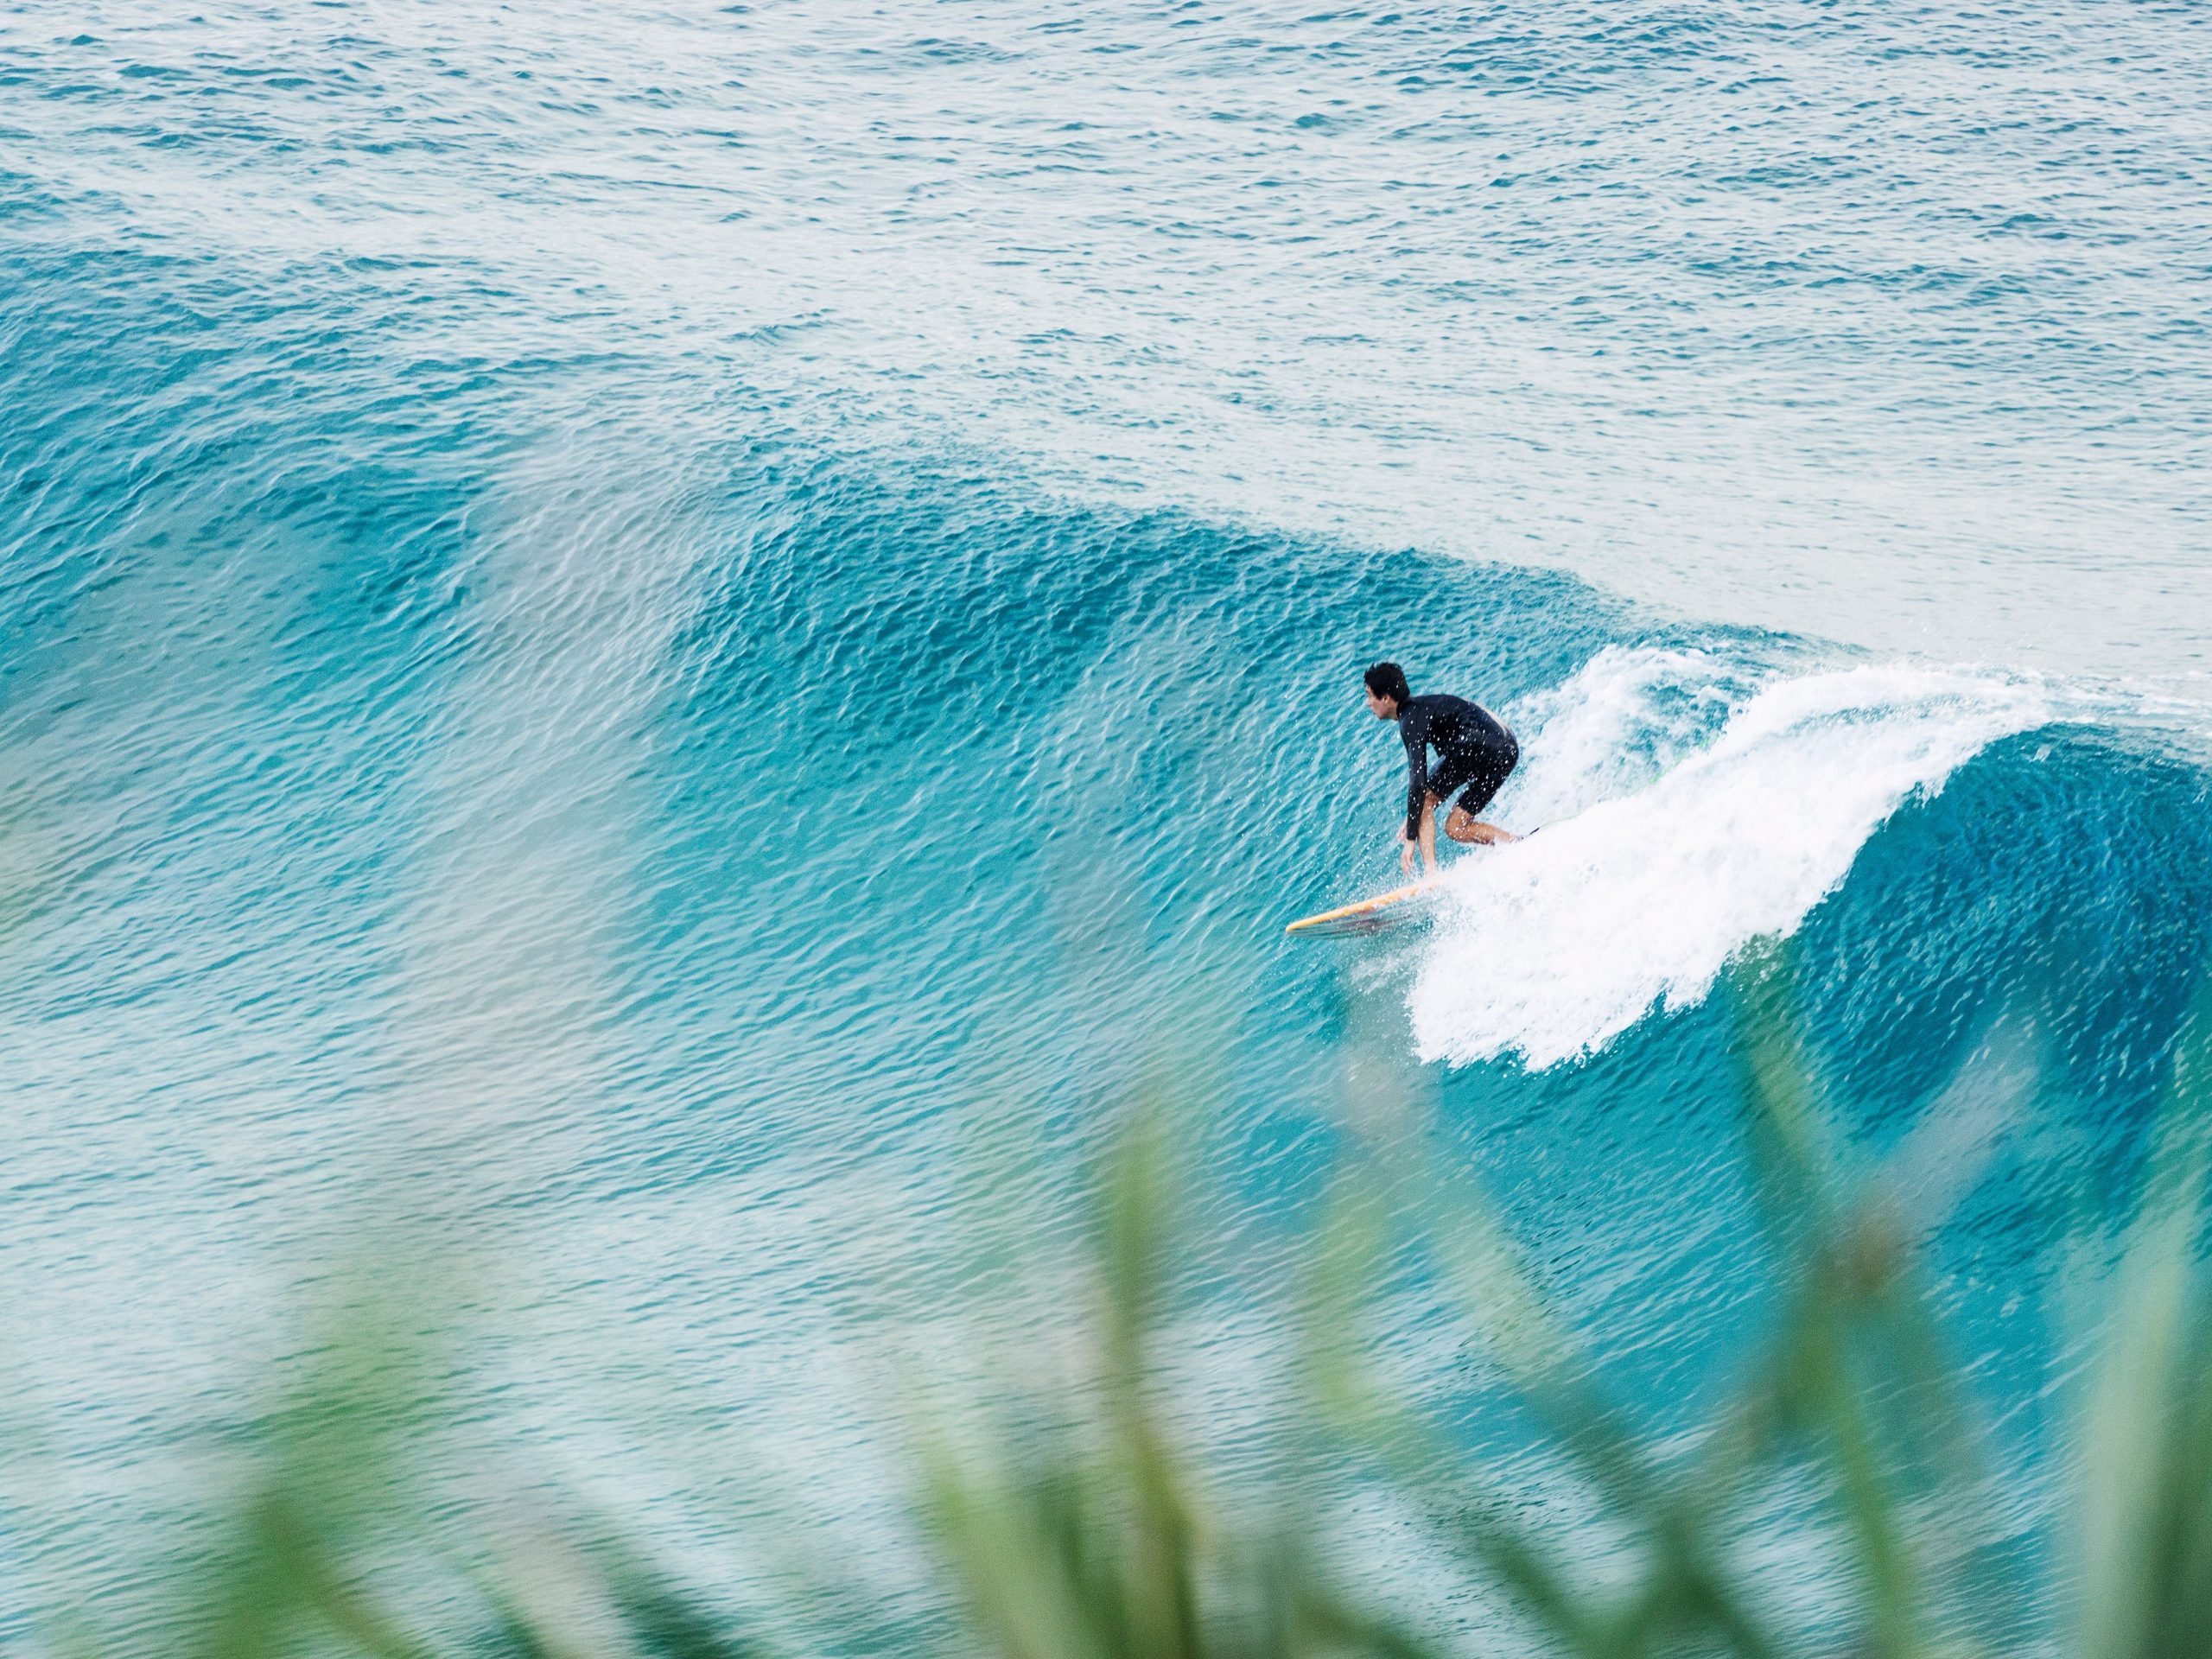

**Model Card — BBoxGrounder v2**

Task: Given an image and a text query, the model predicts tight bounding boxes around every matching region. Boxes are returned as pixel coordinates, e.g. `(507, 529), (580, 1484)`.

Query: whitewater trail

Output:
(1408, 652), (2050, 1070)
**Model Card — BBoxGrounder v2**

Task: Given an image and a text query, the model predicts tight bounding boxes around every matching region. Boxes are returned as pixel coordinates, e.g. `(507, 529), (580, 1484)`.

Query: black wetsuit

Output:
(1397, 693), (1518, 840)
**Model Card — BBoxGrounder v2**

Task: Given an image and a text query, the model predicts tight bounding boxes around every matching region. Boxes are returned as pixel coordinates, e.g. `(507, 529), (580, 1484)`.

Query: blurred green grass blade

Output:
(175, 1288), (452, 1659)
(48, 947), (2212, 1659)
(186, 1489), (436, 1659)
(915, 1101), (1213, 1659)
(1404, 1185), (1794, 1657)
(2071, 969), (2212, 1659)
(1098, 1102), (1205, 1659)
(607, 1568), (776, 1659)
(1306, 1090), (1795, 1659)
(467, 1586), (569, 1659)
(918, 1436), (1126, 1659)
(1294, 1172), (1633, 1657)
(1796, 1309), (1919, 1656)
(1731, 944), (1839, 1257)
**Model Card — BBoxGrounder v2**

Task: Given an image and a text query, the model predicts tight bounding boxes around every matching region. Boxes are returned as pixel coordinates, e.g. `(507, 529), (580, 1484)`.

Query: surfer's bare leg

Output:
(1445, 805), (1518, 846)
(1415, 793), (1442, 875)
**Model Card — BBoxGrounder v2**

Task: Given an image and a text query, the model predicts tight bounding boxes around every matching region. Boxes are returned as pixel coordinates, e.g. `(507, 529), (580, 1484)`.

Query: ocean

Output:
(3, 0), (2209, 1646)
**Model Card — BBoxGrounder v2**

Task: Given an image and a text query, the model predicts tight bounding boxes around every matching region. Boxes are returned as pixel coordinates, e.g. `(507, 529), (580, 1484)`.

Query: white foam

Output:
(1408, 659), (2049, 1070)
(1491, 645), (1754, 827)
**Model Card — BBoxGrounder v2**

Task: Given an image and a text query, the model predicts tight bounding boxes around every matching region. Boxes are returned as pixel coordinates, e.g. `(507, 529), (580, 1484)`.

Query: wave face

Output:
(4, 0), (2212, 1644)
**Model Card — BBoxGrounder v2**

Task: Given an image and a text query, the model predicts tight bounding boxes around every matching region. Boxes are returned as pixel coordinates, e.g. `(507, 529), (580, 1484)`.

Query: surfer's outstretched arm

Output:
(1399, 792), (1444, 876)
(1400, 709), (1432, 845)
(1398, 705), (1441, 876)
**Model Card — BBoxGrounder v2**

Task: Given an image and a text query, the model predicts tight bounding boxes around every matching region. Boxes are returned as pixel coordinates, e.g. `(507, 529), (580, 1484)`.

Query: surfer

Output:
(1363, 662), (1520, 876)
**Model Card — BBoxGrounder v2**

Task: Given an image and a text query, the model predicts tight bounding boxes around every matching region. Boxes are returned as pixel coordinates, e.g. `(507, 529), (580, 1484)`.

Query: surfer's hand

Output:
(1400, 837), (1417, 875)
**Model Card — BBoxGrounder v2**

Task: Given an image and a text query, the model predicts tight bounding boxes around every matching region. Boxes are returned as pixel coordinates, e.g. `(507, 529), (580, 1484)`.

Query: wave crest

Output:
(1408, 652), (2048, 1070)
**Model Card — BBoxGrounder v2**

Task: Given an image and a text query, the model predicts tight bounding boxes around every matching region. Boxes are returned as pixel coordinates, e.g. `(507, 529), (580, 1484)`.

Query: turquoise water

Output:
(4, 0), (2211, 1643)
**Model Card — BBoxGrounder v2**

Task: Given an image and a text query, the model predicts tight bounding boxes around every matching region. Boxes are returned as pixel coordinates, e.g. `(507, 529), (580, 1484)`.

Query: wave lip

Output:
(1408, 657), (2050, 1071)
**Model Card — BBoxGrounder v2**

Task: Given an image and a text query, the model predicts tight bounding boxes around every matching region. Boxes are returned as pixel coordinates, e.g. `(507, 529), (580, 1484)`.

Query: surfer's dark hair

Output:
(1364, 661), (1410, 703)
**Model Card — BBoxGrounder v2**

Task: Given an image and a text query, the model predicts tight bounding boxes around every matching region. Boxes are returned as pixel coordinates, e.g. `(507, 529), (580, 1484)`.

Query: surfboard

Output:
(1285, 877), (1443, 938)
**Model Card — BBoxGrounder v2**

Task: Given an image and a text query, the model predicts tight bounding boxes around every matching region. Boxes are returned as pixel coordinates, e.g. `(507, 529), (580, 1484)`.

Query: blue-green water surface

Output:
(3, 1), (2210, 1646)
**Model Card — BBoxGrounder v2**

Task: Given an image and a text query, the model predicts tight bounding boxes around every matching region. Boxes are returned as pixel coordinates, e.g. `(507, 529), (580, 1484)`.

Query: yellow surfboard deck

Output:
(1285, 877), (1443, 938)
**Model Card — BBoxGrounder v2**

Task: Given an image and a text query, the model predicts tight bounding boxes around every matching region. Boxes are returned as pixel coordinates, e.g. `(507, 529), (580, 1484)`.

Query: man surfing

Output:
(1363, 661), (1520, 876)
